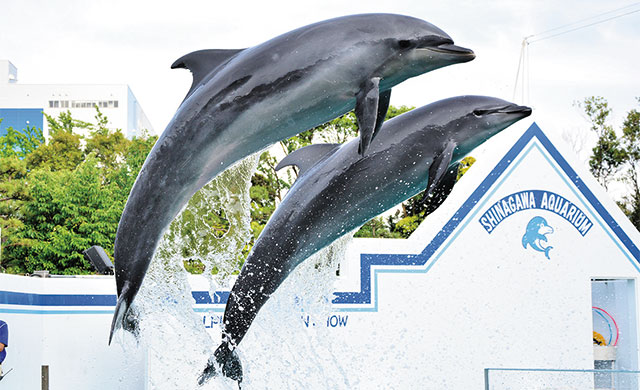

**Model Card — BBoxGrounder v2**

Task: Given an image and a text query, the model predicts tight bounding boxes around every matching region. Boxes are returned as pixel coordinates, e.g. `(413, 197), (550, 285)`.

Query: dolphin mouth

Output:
(501, 104), (532, 117)
(474, 104), (532, 117)
(422, 43), (475, 60)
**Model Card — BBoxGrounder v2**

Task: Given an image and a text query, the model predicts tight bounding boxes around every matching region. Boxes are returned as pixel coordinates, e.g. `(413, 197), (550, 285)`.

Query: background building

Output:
(0, 60), (153, 138)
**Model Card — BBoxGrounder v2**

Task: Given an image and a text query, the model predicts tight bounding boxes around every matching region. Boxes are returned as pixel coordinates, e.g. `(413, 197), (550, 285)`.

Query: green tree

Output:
(0, 121), (45, 158)
(84, 107), (128, 169)
(11, 157), (125, 274)
(578, 97), (626, 190)
(353, 216), (401, 238)
(25, 111), (91, 171)
(579, 96), (640, 231)
(0, 108), (156, 274)
(0, 120), (45, 272)
(619, 98), (640, 228)
(0, 155), (30, 272)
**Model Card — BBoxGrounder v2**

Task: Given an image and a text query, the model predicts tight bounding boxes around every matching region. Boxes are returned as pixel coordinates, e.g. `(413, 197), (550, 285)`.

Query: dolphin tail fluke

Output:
(109, 295), (140, 345)
(545, 246), (553, 260)
(109, 297), (127, 344)
(198, 343), (243, 386)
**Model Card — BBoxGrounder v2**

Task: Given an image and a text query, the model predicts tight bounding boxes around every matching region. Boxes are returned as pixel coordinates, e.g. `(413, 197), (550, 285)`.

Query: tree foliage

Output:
(578, 97), (626, 190)
(0, 109), (156, 274)
(579, 96), (640, 231)
(618, 98), (640, 228)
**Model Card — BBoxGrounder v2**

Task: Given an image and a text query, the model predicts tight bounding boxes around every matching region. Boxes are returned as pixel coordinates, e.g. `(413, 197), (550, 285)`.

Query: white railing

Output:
(485, 368), (640, 390)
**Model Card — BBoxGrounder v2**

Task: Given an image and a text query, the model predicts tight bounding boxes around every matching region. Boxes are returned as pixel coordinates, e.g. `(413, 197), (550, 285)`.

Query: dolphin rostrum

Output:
(199, 96), (532, 384)
(110, 14), (475, 343)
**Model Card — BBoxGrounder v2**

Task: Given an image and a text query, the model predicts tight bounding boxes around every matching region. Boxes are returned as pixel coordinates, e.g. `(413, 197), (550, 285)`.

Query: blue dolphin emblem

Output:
(522, 216), (554, 259)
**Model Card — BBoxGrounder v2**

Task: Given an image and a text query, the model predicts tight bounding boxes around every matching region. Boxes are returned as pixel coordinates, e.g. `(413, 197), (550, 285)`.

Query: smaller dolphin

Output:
(198, 96), (532, 385)
(522, 216), (554, 259)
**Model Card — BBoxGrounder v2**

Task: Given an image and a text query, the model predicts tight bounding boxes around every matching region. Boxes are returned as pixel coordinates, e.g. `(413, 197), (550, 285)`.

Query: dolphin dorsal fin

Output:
(275, 143), (342, 178)
(171, 49), (245, 101)
(356, 78), (391, 155)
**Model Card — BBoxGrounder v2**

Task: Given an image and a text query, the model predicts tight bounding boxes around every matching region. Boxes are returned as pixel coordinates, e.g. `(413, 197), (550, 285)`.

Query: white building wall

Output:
(0, 60), (153, 138)
(0, 274), (146, 390)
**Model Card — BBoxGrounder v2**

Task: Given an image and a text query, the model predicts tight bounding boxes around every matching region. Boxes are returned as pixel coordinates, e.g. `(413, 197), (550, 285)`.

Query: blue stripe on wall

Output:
(0, 291), (229, 306)
(0, 291), (116, 306)
(0, 291), (230, 307)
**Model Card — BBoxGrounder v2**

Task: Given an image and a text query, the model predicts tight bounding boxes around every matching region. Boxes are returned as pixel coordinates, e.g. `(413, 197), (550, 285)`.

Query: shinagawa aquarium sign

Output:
(478, 189), (593, 236)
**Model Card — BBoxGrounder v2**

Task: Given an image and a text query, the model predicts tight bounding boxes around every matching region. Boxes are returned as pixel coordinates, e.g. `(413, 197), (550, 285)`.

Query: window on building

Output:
(70, 100), (119, 109)
(591, 278), (638, 388)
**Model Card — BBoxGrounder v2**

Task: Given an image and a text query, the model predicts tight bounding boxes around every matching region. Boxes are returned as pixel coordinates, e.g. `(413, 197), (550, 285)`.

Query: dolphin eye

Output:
(398, 40), (412, 49)
(473, 109), (484, 117)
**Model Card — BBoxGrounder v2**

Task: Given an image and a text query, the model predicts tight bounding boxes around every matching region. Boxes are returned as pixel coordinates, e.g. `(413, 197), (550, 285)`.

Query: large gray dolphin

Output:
(200, 96), (532, 384)
(110, 14), (475, 342)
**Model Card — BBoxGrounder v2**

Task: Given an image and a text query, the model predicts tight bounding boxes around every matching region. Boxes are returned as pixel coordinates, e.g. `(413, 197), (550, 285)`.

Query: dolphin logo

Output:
(109, 14), (476, 345)
(522, 216), (554, 259)
(198, 96), (532, 385)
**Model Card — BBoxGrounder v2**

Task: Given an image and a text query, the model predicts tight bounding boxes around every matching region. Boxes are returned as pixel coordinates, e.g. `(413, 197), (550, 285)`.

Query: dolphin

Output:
(109, 13), (475, 343)
(199, 96), (532, 385)
(522, 216), (554, 259)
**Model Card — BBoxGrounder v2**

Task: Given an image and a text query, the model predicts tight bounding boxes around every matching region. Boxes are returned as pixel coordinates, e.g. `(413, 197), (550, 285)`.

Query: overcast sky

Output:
(1, 0), (639, 162)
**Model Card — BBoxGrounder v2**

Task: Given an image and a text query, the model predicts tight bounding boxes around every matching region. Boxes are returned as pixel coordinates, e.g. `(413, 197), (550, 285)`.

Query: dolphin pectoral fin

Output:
(545, 246), (553, 259)
(275, 143), (342, 178)
(426, 141), (456, 196)
(373, 88), (392, 141)
(418, 162), (459, 214)
(355, 77), (383, 155)
(171, 49), (246, 101)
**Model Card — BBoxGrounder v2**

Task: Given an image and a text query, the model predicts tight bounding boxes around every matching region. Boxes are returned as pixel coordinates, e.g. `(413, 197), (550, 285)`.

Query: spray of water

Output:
(134, 155), (259, 390)
(128, 152), (352, 389)
(238, 233), (353, 389)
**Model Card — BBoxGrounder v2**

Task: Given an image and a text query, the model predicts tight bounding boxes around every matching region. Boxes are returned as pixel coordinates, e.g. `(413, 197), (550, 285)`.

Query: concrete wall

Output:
(0, 274), (146, 390)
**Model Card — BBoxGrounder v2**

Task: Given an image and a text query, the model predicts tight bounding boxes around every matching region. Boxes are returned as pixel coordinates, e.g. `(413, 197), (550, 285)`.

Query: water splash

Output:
(237, 234), (353, 389)
(128, 153), (351, 389)
(160, 153), (260, 290)
(134, 155), (259, 390)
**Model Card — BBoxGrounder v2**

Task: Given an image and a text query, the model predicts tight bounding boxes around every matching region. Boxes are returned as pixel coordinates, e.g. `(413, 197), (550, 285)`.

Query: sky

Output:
(1, 0), (639, 163)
